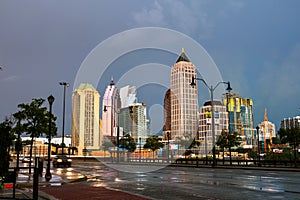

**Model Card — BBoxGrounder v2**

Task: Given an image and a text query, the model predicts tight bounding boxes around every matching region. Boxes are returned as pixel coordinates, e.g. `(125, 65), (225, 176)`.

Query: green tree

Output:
(0, 118), (15, 178)
(143, 135), (164, 159)
(14, 98), (57, 174)
(278, 128), (300, 167)
(216, 131), (241, 165)
(119, 134), (137, 153)
(217, 130), (227, 163)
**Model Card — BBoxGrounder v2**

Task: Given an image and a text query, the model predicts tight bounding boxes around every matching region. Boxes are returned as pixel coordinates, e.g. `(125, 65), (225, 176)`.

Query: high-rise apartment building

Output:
(119, 103), (147, 142)
(281, 116), (300, 129)
(198, 101), (228, 156)
(170, 49), (198, 140)
(102, 79), (121, 142)
(71, 83), (100, 155)
(257, 109), (276, 152)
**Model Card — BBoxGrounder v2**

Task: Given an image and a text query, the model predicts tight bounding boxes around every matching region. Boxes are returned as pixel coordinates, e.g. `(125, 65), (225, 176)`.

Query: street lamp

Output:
(256, 126), (260, 166)
(45, 95), (55, 182)
(104, 105), (120, 162)
(139, 137), (142, 163)
(59, 82), (70, 155)
(191, 76), (232, 166)
(167, 131), (170, 163)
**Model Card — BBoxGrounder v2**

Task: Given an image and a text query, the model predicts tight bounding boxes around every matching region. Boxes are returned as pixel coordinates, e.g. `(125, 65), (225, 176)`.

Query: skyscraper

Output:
(71, 83), (100, 155)
(119, 103), (147, 141)
(102, 79), (121, 142)
(170, 48), (198, 140)
(223, 93), (254, 136)
(223, 93), (254, 148)
(257, 108), (276, 152)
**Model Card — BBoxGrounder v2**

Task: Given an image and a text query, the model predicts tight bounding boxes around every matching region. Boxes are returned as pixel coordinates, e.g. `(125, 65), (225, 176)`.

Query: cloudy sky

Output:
(1, 0), (300, 135)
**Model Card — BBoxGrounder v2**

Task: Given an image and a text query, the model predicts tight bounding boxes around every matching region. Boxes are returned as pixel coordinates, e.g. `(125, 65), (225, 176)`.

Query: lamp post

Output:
(167, 132), (170, 163)
(104, 105), (120, 162)
(205, 131), (208, 165)
(139, 137), (142, 163)
(191, 76), (232, 167)
(45, 95), (55, 182)
(59, 82), (70, 155)
(256, 126), (260, 166)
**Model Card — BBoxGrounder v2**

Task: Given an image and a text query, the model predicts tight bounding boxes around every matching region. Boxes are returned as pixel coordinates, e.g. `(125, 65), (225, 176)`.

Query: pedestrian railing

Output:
(0, 167), (39, 200)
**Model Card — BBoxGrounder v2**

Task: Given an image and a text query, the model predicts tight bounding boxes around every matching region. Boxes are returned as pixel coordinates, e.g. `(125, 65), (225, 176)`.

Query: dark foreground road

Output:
(40, 182), (151, 200)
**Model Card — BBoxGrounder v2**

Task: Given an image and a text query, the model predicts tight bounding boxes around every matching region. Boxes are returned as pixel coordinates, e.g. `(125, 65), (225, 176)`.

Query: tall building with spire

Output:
(170, 48), (198, 140)
(102, 79), (121, 142)
(71, 83), (100, 155)
(257, 108), (276, 152)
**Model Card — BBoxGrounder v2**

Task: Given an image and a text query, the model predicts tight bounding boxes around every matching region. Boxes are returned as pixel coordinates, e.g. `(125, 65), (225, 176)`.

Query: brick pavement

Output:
(39, 182), (151, 200)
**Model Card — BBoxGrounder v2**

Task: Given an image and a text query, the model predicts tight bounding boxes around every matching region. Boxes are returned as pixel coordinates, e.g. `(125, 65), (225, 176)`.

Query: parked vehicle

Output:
(52, 155), (72, 168)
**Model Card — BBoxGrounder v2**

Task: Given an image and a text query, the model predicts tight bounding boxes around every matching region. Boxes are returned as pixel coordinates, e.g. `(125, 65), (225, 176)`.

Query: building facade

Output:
(71, 83), (100, 155)
(119, 85), (137, 108)
(163, 89), (171, 140)
(101, 79), (121, 142)
(223, 93), (254, 140)
(119, 103), (147, 142)
(281, 116), (300, 129)
(257, 108), (276, 153)
(170, 49), (198, 141)
(198, 101), (228, 156)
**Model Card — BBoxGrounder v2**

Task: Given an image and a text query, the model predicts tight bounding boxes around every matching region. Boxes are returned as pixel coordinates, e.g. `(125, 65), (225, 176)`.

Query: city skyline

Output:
(1, 1), (300, 135)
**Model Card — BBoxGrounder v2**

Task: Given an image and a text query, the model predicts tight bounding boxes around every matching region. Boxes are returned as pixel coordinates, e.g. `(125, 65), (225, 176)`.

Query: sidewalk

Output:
(0, 169), (151, 200)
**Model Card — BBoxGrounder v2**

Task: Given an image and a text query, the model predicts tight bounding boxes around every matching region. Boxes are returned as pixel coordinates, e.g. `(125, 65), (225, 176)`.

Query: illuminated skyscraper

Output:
(223, 93), (254, 148)
(71, 83), (100, 155)
(102, 79), (121, 142)
(170, 49), (198, 140)
(223, 93), (254, 136)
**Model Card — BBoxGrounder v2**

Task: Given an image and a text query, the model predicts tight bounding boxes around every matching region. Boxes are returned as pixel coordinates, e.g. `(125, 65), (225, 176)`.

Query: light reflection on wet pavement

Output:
(70, 162), (300, 200)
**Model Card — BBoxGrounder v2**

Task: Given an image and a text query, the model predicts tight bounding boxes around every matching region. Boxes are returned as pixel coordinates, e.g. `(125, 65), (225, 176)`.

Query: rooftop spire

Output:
(110, 77), (115, 86)
(263, 108), (268, 121)
(176, 48), (190, 63)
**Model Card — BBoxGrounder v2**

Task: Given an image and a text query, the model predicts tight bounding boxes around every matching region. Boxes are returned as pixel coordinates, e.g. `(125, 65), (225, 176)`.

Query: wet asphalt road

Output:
(67, 162), (300, 200)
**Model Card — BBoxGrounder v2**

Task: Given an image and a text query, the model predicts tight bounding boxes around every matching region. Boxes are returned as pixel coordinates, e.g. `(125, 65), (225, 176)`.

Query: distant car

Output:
(52, 155), (72, 168)
(22, 156), (33, 163)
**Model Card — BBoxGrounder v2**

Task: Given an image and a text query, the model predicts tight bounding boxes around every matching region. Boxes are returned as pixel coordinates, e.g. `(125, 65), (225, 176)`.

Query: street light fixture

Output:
(59, 82), (70, 155)
(104, 105), (120, 162)
(167, 131), (170, 163)
(191, 76), (232, 166)
(256, 125), (260, 166)
(45, 95), (55, 182)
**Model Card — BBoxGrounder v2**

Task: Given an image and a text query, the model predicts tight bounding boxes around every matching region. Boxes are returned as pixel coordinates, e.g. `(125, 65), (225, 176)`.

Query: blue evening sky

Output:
(0, 1), (300, 135)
